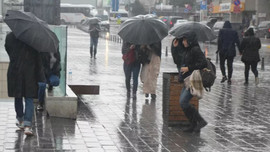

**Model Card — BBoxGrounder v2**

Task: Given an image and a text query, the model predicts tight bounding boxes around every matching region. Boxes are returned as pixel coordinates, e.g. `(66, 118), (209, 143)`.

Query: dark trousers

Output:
(219, 54), (234, 79)
(90, 37), (99, 57)
(123, 62), (141, 93)
(244, 62), (258, 82)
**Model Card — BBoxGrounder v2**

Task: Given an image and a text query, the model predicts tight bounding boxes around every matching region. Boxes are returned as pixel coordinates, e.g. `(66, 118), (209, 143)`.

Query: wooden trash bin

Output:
(163, 72), (199, 126)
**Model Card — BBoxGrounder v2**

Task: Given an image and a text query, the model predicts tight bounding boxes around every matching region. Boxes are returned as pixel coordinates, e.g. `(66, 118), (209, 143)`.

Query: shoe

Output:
(194, 119), (208, 133)
(145, 94), (149, 98)
(255, 77), (259, 85)
(24, 127), (34, 136)
(220, 76), (227, 83)
(36, 104), (44, 111)
(48, 85), (53, 91)
(244, 81), (248, 86)
(151, 94), (156, 99)
(227, 79), (231, 84)
(16, 120), (24, 129)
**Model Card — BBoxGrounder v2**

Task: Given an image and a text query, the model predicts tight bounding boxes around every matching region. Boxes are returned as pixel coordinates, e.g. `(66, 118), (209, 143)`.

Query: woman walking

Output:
(174, 31), (208, 133)
(240, 28), (261, 85)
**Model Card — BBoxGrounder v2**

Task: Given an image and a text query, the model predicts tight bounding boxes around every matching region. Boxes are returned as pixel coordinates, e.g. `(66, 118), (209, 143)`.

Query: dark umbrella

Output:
(4, 10), (59, 53)
(88, 17), (101, 24)
(169, 22), (216, 42)
(118, 15), (168, 45)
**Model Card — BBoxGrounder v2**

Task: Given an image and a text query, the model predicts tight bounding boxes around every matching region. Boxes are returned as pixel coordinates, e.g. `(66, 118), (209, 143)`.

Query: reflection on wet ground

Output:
(0, 27), (270, 151)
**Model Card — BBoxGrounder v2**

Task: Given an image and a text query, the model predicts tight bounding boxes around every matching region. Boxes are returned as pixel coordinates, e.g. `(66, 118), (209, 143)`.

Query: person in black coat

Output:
(174, 31), (208, 133)
(240, 28), (261, 85)
(5, 32), (45, 136)
(89, 23), (101, 59)
(171, 37), (184, 71)
(218, 21), (240, 84)
(37, 50), (61, 111)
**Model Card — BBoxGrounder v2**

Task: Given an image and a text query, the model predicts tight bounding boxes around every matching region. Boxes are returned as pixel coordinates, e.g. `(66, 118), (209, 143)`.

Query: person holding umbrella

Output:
(122, 41), (141, 98)
(139, 42), (162, 100)
(89, 19), (101, 59)
(5, 32), (45, 136)
(174, 31), (208, 133)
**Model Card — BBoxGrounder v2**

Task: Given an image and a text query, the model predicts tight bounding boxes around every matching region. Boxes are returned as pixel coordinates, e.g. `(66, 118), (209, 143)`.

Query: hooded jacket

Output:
(240, 28), (261, 62)
(218, 21), (240, 57)
(180, 31), (207, 80)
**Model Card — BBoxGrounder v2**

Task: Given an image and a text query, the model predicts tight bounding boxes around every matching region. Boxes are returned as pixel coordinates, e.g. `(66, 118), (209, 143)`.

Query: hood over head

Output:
(223, 21), (232, 28)
(245, 27), (255, 36)
(179, 31), (199, 47)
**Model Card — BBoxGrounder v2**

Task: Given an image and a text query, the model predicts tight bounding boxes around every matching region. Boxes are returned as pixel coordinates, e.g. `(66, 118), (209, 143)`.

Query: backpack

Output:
(122, 48), (136, 65)
(200, 58), (216, 92)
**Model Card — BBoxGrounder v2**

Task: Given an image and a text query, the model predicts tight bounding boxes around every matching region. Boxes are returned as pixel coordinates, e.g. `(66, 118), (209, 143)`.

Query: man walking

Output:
(218, 21), (240, 84)
(89, 23), (101, 59)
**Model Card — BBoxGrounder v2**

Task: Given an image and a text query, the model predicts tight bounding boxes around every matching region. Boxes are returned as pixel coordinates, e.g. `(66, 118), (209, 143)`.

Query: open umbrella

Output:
(118, 15), (168, 45)
(169, 22), (216, 42)
(4, 10), (59, 53)
(88, 17), (101, 24)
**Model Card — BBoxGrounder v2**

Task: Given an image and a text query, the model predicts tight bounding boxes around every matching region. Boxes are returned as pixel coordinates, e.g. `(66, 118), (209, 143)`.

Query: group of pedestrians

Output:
(121, 41), (162, 100)
(217, 21), (261, 85)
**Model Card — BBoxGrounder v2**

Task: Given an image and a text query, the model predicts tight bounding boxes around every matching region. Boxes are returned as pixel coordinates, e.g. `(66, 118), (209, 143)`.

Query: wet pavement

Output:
(1, 26), (270, 152)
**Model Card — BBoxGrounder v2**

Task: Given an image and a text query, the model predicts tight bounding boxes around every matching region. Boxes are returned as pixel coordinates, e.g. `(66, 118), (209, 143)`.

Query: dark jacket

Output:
(121, 41), (140, 64)
(171, 38), (184, 69)
(218, 21), (240, 57)
(89, 23), (101, 38)
(40, 49), (61, 81)
(181, 31), (207, 80)
(240, 28), (261, 62)
(5, 32), (45, 98)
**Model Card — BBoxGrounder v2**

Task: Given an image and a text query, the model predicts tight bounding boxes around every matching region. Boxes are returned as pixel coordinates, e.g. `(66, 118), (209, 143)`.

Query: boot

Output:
(192, 107), (207, 132)
(182, 107), (197, 132)
(220, 76), (227, 83)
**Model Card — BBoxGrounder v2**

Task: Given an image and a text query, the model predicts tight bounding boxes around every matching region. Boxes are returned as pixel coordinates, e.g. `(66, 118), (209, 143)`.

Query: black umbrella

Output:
(118, 15), (168, 45)
(88, 17), (101, 24)
(169, 22), (216, 42)
(4, 10), (59, 53)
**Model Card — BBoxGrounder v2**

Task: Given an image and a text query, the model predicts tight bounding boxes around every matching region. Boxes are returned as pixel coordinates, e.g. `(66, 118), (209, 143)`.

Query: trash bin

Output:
(163, 72), (199, 126)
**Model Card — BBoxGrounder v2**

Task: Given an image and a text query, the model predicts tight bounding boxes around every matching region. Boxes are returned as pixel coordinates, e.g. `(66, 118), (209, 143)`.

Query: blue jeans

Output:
(15, 98), (34, 127)
(38, 82), (46, 103)
(123, 62), (141, 93)
(90, 37), (99, 56)
(179, 86), (193, 109)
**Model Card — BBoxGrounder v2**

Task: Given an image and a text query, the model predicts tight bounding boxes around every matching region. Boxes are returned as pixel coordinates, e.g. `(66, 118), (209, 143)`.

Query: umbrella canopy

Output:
(169, 22), (217, 42)
(4, 10), (59, 53)
(118, 15), (168, 45)
(88, 17), (101, 24)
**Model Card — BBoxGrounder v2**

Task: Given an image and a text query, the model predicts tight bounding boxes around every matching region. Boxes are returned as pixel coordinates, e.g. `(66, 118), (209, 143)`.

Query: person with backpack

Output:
(89, 23), (101, 59)
(217, 21), (240, 84)
(122, 41), (141, 98)
(174, 31), (208, 133)
(240, 28), (261, 85)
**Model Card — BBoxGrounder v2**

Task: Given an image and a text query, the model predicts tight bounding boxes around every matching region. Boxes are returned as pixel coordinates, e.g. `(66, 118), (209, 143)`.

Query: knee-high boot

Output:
(90, 47), (93, 58)
(191, 107), (207, 132)
(182, 106), (197, 132)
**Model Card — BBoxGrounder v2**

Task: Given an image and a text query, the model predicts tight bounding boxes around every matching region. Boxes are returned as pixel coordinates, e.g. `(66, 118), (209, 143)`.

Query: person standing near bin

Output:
(174, 31), (208, 133)
(217, 21), (240, 84)
(89, 23), (101, 59)
(122, 41), (141, 98)
(239, 28), (261, 85)
(5, 32), (45, 136)
(139, 42), (161, 100)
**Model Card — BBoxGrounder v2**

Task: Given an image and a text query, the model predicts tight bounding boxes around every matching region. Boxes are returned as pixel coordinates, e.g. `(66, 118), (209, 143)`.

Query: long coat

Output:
(240, 28), (261, 63)
(5, 32), (45, 98)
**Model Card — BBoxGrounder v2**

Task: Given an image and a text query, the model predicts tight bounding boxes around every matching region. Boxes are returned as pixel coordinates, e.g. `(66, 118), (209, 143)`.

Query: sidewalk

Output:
(0, 27), (270, 152)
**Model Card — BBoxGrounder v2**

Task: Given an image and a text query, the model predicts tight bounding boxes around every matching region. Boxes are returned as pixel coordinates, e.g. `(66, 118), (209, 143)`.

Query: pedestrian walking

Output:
(37, 50), (61, 111)
(5, 32), (45, 136)
(171, 37), (185, 72)
(139, 42), (161, 100)
(89, 23), (101, 59)
(239, 28), (261, 85)
(122, 41), (141, 98)
(217, 21), (240, 84)
(175, 31), (208, 133)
